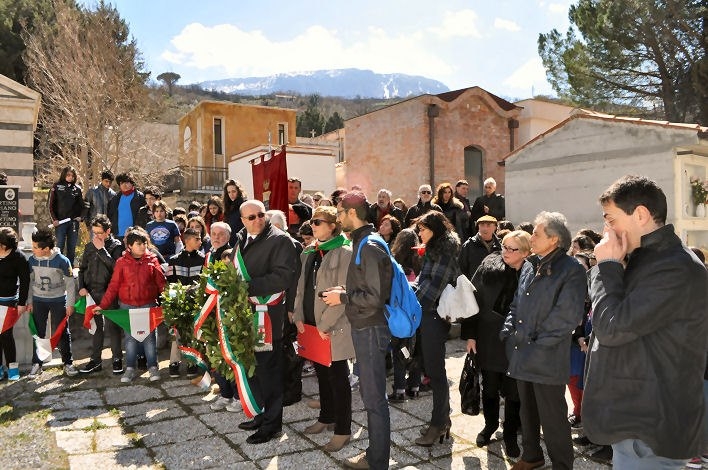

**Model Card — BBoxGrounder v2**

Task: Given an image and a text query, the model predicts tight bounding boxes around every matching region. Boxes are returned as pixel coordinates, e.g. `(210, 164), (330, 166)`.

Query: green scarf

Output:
(302, 234), (350, 254)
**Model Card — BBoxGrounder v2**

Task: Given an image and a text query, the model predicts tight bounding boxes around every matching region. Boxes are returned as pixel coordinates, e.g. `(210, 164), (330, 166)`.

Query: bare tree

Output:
(23, 0), (178, 188)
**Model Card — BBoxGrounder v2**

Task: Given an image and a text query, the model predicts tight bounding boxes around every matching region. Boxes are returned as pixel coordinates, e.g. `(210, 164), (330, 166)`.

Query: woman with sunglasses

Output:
(460, 230), (531, 458)
(413, 210), (461, 446)
(403, 184), (442, 228)
(293, 206), (354, 452)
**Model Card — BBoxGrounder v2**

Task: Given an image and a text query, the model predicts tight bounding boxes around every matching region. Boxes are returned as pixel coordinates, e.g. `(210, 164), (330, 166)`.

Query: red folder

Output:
(296, 324), (332, 367)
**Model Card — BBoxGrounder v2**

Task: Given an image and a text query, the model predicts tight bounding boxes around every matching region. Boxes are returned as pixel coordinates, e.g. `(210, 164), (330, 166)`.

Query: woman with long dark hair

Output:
(293, 206), (354, 452)
(377, 214), (401, 248)
(203, 196), (224, 234)
(222, 179), (247, 247)
(432, 182), (466, 236)
(413, 211), (461, 446)
(48, 165), (84, 265)
(0, 227), (30, 380)
(461, 230), (531, 458)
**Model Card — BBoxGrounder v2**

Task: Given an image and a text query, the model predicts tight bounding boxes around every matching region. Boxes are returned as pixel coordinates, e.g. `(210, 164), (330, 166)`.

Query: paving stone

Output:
(54, 429), (95, 454)
(177, 392), (215, 406)
(104, 384), (164, 405)
(41, 389), (104, 410)
(258, 449), (339, 469)
(47, 409), (115, 428)
(226, 424), (315, 461)
(94, 426), (135, 452)
(198, 412), (242, 434)
(68, 448), (155, 469)
(392, 427), (473, 460)
(118, 399), (188, 426)
(152, 436), (244, 469)
(134, 415), (212, 447)
(389, 406), (429, 431)
(282, 399), (319, 423)
(162, 384), (205, 398)
(47, 415), (120, 431)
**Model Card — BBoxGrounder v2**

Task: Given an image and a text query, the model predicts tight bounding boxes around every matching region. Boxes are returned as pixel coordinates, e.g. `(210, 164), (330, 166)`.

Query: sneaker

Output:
(210, 396), (233, 411)
(7, 363), (19, 381)
(169, 362), (180, 378)
(568, 414), (582, 428)
(79, 360), (102, 374)
(121, 367), (136, 383)
(112, 358), (124, 375)
(28, 363), (42, 378)
(64, 364), (79, 377)
(686, 457), (702, 469)
(225, 399), (242, 413)
(186, 364), (198, 378)
(701, 454), (708, 464)
(148, 366), (160, 382)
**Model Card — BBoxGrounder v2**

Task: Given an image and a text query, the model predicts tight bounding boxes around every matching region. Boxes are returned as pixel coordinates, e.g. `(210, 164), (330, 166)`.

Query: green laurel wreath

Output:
(161, 261), (257, 379)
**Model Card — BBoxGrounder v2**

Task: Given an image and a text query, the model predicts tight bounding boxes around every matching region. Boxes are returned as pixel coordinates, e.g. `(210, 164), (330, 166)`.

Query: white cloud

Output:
(502, 57), (554, 96)
(428, 9), (482, 39)
(161, 22), (454, 80)
(494, 18), (521, 32)
(549, 2), (570, 13)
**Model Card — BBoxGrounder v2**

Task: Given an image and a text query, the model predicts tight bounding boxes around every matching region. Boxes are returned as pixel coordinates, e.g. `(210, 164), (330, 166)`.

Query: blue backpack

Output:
(355, 234), (422, 338)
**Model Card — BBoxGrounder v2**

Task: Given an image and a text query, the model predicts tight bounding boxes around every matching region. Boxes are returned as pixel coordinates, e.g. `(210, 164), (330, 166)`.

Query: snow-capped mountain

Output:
(198, 68), (449, 99)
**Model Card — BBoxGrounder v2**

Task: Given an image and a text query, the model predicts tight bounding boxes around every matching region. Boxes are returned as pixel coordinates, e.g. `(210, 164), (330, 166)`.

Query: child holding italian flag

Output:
(95, 228), (166, 382)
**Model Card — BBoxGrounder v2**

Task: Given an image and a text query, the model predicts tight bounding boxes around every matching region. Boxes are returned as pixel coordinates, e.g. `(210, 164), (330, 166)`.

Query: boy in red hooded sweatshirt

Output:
(96, 228), (165, 383)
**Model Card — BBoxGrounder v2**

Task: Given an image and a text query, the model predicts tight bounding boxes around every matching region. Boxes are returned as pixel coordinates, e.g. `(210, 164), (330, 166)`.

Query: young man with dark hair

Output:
(583, 175), (708, 468)
(325, 191), (393, 469)
(106, 172), (146, 241)
(287, 177), (312, 239)
(48, 166), (84, 265)
(27, 228), (77, 378)
(83, 170), (116, 234)
(78, 215), (125, 374)
(454, 179), (472, 240)
(135, 186), (163, 228)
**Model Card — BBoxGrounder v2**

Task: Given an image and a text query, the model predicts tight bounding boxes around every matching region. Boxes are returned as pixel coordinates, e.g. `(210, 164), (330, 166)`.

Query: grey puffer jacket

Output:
(500, 248), (586, 385)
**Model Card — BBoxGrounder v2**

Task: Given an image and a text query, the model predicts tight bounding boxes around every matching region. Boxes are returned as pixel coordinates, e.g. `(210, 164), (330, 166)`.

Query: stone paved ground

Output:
(0, 330), (612, 469)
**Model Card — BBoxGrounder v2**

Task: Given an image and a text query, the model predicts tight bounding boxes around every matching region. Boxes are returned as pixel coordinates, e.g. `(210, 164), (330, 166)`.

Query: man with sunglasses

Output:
(404, 184), (442, 228)
(460, 215), (502, 281)
(233, 200), (299, 444)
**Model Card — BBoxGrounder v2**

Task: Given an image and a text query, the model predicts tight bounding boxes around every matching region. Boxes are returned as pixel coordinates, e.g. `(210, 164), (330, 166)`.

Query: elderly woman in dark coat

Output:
(412, 211), (461, 446)
(461, 230), (531, 458)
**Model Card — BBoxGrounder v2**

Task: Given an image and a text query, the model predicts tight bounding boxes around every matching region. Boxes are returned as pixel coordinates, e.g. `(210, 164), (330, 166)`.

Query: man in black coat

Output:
(404, 184), (442, 228)
(286, 177), (312, 240)
(367, 188), (405, 229)
(78, 215), (125, 375)
(471, 177), (505, 223)
(459, 215), (501, 279)
(233, 200), (298, 444)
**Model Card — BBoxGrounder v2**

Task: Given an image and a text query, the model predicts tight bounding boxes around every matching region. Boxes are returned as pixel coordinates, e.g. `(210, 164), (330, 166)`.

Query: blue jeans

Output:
(55, 220), (79, 266)
(351, 325), (391, 470)
(121, 302), (157, 368)
(612, 439), (688, 469)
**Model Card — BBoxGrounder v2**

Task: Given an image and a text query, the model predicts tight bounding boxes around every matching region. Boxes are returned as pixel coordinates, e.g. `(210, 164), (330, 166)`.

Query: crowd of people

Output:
(0, 167), (706, 470)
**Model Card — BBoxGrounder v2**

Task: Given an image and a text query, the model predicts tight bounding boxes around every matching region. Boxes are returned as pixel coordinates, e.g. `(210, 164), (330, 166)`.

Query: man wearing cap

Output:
(460, 215), (501, 280)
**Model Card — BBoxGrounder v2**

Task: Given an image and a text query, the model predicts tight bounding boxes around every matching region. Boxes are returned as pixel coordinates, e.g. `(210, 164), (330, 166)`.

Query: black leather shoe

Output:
(476, 431), (492, 447)
(387, 392), (406, 403)
(283, 395), (301, 406)
(246, 429), (282, 444)
(238, 418), (263, 431)
(405, 389), (419, 399)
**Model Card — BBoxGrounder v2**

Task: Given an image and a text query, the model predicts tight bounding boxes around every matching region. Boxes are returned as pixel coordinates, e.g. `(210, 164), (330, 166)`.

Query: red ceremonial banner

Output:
(251, 146), (288, 215)
(296, 324), (332, 367)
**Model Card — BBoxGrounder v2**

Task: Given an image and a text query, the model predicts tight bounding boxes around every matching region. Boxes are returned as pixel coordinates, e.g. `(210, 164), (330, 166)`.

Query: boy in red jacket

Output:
(96, 228), (166, 382)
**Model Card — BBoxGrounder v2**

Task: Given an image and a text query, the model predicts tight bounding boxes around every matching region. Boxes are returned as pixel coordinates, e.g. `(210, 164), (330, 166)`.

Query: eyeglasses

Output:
(242, 212), (265, 221)
(420, 191), (432, 195)
(310, 219), (330, 226)
(502, 245), (520, 252)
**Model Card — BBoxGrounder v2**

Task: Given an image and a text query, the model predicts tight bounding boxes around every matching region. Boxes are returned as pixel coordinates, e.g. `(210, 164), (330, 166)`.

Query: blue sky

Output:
(86, 0), (574, 100)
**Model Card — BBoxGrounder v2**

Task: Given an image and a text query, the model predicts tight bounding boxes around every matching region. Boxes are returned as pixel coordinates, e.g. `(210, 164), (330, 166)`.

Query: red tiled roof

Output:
(436, 87), (519, 111)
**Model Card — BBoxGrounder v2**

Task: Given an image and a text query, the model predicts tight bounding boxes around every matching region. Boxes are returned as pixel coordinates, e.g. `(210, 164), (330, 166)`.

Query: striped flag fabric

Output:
(28, 315), (69, 362)
(103, 307), (164, 342)
(0, 306), (20, 334)
(74, 295), (98, 334)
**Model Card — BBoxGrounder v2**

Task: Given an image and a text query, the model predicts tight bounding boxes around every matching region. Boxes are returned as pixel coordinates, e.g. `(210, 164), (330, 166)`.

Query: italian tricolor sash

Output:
(197, 274), (262, 418)
(0, 306), (20, 334)
(233, 246), (284, 352)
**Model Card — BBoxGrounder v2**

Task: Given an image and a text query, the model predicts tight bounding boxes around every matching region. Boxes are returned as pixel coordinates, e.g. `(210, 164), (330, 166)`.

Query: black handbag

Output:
(459, 353), (481, 415)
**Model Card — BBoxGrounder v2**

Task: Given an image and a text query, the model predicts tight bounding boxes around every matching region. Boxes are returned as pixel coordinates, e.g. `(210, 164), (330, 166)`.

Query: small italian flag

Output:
(104, 307), (164, 342)
(28, 314), (68, 362)
(0, 306), (20, 334)
(74, 295), (98, 334)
